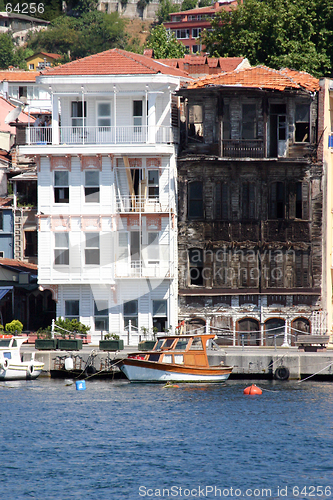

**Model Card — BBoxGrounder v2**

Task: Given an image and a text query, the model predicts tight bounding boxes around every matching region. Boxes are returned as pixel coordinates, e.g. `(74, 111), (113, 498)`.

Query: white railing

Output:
(115, 261), (173, 278)
(26, 125), (178, 145)
(116, 196), (169, 213)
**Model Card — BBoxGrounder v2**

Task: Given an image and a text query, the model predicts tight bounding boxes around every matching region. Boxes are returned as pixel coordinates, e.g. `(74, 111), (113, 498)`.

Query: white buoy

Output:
(65, 357), (74, 371)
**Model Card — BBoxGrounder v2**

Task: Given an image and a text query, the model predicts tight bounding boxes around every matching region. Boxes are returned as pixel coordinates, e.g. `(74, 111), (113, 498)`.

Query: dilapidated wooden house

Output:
(177, 66), (327, 345)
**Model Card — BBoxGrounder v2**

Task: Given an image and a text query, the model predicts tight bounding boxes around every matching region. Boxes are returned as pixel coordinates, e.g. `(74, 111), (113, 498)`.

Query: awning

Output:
(0, 287), (13, 301)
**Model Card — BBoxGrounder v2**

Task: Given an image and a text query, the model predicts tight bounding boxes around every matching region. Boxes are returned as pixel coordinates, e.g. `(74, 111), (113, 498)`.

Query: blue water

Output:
(1, 378), (333, 500)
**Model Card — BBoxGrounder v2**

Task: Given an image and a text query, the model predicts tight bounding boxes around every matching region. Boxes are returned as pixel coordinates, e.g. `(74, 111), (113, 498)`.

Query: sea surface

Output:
(1, 378), (333, 500)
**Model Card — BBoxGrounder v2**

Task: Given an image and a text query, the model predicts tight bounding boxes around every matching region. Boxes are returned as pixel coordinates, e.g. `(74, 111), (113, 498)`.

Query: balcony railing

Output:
(115, 260), (173, 278)
(221, 139), (264, 158)
(116, 196), (170, 213)
(26, 126), (178, 145)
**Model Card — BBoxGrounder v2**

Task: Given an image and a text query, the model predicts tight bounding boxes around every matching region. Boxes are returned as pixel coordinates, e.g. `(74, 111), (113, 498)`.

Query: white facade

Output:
(19, 53), (184, 345)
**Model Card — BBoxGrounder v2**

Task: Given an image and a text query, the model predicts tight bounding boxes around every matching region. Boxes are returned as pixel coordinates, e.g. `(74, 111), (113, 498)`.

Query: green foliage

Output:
(181, 0), (197, 11)
(146, 24), (186, 58)
(5, 320), (23, 334)
(201, 0), (333, 77)
(53, 317), (91, 337)
(198, 0), (211, 6)
(156, 0), (181, 23)
(0, 33), (26, 69)
(104, 333), (120, 340)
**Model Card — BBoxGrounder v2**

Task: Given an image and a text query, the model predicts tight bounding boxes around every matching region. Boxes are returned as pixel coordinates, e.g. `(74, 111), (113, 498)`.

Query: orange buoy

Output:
(243, 384), (262, 395)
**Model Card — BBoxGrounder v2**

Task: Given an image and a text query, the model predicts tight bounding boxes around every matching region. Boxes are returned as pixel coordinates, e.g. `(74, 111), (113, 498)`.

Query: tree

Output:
(156, 0), (180, 23)
(0, 33), (26, 69)
(181, 0), (197, 11)
(146, 24), (186, 58)
(201, 0), (333, 77)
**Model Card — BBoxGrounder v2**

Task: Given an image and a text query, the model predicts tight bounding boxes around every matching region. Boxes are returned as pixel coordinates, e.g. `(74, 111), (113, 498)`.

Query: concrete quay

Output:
(21, 344), (333, 380)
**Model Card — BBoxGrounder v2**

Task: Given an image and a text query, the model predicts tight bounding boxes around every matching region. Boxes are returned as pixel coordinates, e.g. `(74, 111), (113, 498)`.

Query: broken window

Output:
(288, 182), (309, 220)
(24, 230), (37, 257)
(295, 103), (310, 142)
(241, 182), (255, 219)
(188, 104), (203, 141)
(242, 103), (257, 140)
(295, 251), (310, 287)
(269, 182), (285, 219)
(215, 182), (229, 220)
(222, 103), (231, 140)
(189, 248), (204, 286)
(188, 181), (203, 219)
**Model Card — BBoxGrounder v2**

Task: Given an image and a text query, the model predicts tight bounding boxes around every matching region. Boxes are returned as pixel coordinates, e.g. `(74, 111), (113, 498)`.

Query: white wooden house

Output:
(19, 48), (190, 344)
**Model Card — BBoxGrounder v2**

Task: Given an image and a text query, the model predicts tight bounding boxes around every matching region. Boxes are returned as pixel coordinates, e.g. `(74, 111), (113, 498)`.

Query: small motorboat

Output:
(119, 333), (233, 383)
(0, 335), (44, 380)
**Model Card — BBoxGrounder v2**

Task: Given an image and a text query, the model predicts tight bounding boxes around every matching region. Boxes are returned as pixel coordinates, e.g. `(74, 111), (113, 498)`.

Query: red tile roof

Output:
(0, 70), (39, 82)
(39, 52), (62, 60)
(188, 66), (320, 92)
(0, 258), (37, 271)
(158, 56), (247, 75)
(42, 48), (190, 78)
(0, 198), (12, 207)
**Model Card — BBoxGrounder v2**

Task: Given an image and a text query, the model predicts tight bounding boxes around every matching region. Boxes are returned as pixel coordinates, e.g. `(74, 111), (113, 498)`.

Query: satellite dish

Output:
(4, 104), (24, 124)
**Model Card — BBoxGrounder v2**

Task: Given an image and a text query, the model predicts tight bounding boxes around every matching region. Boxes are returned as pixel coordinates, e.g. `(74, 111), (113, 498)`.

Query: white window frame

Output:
(54, 170), (69, 204)
(54, 232), (69, 266)
(84, 170), (100, 203)
(84, 232), (100, 265)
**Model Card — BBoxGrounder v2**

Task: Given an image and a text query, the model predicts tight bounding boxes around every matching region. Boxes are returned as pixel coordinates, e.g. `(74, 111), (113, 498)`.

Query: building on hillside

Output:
(17, 48), (190, 344)
(0, 12), (49, 45)
(26, 52), (62, 71)
(99, 0), (163, 20)
(0, 69), (51, 114)
(144, 52), (250, 78)
(176, 66), (329, 345)
(164, 0), (240, 54)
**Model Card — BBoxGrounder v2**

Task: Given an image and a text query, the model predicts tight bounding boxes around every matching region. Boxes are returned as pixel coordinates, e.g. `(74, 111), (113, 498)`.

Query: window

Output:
(71, 101), (86, 127)
(24, 231), (37, 257)
(270, 182), (285, 219)
(295, 251), (310, 287)
(18, 86), (27, 98)
(242, 182), (255, 219)
(124, 300), (138, 329)
(54, 233), (69, 265)
(85, 233), (100, 265)
(94, 300), (109, 331)
(153, 300), (167, 332)
(222, 104), (231, 140)
(176, 29), (189, 39)
(147, 232), (159, 264)
(188, 181), (203, 219)
(295, 103), (310, 142)
(242, 104), (257, 139)
(188, 104), (203, 141)
(133, 100), (143, 131)
(29, 63), (34, 70)
(54, 171), (69, 204)
(85, 171), (100, 203)
(148, 170), (159, 199)
(192, 28), (201, 38)
(192, 45), (201, 54)
(65, 300), (79, 321)
(289, 182), (309, 220)
(215, 182), (229, 220)
(0, 211), (3, 231)
(97, 102), (111, 127)
(118, 232), (129, 261)
(189, 248), (204, 286)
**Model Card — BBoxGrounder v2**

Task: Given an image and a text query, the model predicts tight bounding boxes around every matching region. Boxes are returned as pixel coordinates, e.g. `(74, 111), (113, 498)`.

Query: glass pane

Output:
(65, 300), (79, 316)
(54, 249), (69, 265)
(148, 170), (159, 185)
(190, 337), (203, 350)
(85, 249), (99, 265)
(296, 104), (309, 122)
(124, 300), (138, 316)
(174, 339), (189, 350)
(85, 187), (100, 203)
(98, 103), (111, 116)
(148, 232), (159, 245)
(94, 300), (109, 316)
(133, 100), (143, 116)
(119, 233), (128, 246)
(55, 232), (69, 248)
(98, 119), (111, 127)
(55, 171), (68, 186)
(153, 300), (167, 316)
(189, 181), (203, 200)
(86, 233), (99, 248)
(85, 171), (99, 186)
(95, 318), (109, 331)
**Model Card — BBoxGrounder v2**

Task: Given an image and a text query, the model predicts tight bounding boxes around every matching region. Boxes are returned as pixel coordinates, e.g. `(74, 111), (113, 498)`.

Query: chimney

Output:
(143, 49), (153, 58)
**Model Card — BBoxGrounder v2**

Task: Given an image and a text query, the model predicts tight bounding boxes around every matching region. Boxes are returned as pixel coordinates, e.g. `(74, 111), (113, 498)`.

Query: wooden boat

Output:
(119, 333), (233, 382)
(0, 335), (44, 380)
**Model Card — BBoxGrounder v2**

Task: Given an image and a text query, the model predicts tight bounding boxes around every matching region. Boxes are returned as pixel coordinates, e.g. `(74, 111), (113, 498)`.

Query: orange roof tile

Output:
(188, 66), (320, 92)
(157, 56), (247, 76)
(0, 70), (39, 82)
(42, 48), (190, 78)
(39, 52), (62, 60)
(0, 258), (37, 271)
(0, 198), (12, 207)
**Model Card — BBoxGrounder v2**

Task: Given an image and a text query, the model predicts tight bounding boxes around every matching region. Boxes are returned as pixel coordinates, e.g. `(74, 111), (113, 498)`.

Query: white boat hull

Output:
(0, 362), (44, 381)
(120, 364), (231, 383)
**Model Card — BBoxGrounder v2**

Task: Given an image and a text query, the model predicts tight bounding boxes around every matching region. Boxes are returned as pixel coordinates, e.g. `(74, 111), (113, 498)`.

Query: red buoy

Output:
(243, 384), (262, 395)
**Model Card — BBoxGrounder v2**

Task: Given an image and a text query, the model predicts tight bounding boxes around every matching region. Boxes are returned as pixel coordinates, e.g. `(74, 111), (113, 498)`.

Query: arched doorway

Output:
(187, 317), (206, 334)
(265, 318), (285, 346)
(237, 318), (260, 346)
(291, 317), (310, 344)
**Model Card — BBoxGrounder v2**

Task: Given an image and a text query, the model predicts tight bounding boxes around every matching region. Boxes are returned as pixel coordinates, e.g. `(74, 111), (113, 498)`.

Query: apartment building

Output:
(18, 48), (189, 344)
(177, 66), (329, 345)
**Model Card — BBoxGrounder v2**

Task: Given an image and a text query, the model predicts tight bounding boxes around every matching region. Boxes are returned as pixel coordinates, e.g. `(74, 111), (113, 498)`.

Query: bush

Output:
(5, 320), (23, 334)
(42, 318), (91, 338)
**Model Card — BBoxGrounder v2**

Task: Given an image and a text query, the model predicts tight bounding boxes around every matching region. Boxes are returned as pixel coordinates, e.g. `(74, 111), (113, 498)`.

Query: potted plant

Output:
(138, 327), (157, 351)
(5, 320), (23, 335)
(99, 333), (124, 351)
(35, 330), (58, 350)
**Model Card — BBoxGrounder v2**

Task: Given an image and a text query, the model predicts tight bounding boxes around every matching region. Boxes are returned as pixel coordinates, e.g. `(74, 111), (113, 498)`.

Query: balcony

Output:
(25, 125), (178, 146)
(221, 139), (264, 159)
(115, 261), (173, 279)
(116, 196), (171, 213)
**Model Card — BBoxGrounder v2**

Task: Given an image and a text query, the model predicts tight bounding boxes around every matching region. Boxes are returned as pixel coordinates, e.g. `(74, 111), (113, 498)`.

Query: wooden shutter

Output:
(288, 183), (296, 219)
(302, 182), (309, 220)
